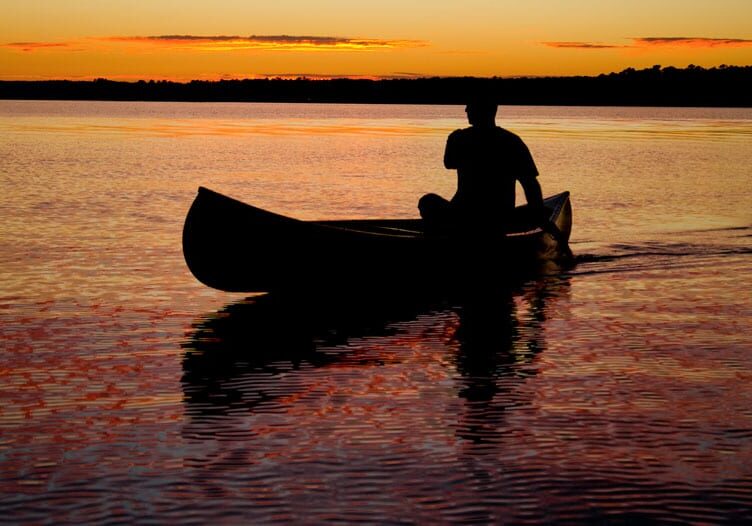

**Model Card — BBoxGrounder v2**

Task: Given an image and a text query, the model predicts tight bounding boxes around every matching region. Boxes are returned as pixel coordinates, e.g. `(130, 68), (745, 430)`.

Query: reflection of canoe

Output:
(182, 186), (572, 293)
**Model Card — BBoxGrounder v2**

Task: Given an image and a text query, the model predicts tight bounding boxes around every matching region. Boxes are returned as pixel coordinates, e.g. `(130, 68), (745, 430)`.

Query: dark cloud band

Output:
(104, 34), (427, 49)
(543, 37), (752, 50)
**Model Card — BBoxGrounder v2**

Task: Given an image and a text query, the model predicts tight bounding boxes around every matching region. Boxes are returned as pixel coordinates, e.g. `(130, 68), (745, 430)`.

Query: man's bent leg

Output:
(418, 193), (452, 234)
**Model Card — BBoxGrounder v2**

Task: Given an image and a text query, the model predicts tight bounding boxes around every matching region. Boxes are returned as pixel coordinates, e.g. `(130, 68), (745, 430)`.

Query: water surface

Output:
(1, 101), (751, 523)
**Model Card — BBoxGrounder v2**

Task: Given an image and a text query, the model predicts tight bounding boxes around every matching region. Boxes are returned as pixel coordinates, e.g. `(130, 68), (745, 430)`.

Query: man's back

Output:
(444, 125), (539, 220)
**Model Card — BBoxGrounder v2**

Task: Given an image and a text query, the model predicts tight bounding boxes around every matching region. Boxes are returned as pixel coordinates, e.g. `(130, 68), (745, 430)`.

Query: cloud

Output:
(252, 72), (427, 80)
(543, 37), (752, 50)
(542, 41), (629, 49)
(2, 41), (73, 52)
(388, 72), (427, 78)
(258, 72), (372, 79)
(103, 34), (428, 51)
(634, 37), (752, 48)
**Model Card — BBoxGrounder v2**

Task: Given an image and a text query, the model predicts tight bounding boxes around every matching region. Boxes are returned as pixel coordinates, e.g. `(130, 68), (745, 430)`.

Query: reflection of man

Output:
(419, 98), (545, 233)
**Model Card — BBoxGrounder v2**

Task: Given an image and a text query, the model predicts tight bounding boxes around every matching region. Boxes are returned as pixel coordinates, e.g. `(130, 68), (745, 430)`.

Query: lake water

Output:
(1, 100), (751, 524)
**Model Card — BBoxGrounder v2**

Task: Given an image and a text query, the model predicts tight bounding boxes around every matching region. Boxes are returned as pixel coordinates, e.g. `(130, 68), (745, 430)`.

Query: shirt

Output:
(444, 125), (538, 221)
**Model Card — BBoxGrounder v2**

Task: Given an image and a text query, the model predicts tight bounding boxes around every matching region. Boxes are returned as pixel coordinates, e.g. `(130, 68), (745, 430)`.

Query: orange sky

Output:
(1, 0), (751, 80)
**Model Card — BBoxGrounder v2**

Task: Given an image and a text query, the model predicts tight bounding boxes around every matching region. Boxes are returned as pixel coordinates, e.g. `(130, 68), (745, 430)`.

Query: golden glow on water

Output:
(6, 119), (448, 139)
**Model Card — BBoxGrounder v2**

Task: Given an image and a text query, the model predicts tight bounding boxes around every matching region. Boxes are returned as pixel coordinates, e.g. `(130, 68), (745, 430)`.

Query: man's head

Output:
(465, 97), (497, 127)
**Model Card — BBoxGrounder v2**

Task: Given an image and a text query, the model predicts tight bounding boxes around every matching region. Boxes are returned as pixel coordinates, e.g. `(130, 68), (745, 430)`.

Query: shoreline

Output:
(2, 97), (751, 109)
(2, 65), (751, 107)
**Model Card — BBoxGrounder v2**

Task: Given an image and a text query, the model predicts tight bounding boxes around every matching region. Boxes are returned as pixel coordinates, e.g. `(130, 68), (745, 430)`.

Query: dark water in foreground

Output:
(1, 101), (752, 523)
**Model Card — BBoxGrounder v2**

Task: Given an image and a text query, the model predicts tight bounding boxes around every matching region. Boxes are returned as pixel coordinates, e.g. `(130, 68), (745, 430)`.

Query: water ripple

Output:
(3, 102), (752, 523)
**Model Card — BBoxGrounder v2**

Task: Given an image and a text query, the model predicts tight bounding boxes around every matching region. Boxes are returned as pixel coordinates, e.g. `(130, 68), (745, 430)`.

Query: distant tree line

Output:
(1, 65), (751, 106)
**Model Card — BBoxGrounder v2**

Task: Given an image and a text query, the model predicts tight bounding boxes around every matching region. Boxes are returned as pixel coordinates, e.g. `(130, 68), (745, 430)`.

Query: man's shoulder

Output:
(449, 127), (472, 138)
(446, 127), (474, 149)
(494, 126), (523, 141)
(452, 126), (522, 139)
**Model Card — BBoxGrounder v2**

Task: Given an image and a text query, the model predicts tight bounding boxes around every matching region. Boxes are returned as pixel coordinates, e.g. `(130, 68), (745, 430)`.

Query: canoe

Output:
(182, 186), (573, 293)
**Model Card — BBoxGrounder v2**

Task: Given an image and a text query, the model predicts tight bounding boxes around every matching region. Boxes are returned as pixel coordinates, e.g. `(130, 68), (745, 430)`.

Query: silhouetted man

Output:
(419, 99), (545, 234)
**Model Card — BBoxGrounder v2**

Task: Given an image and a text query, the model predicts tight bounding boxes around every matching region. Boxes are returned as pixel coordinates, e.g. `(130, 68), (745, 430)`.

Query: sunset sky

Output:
(2, 0), (751, 80)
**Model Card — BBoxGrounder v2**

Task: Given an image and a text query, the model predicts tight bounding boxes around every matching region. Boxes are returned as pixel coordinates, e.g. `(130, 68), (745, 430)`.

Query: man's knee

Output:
(418, 193), (449, 219)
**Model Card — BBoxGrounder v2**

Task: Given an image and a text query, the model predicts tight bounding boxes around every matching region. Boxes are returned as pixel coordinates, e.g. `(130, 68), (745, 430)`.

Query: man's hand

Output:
(541, 219), (574, 261)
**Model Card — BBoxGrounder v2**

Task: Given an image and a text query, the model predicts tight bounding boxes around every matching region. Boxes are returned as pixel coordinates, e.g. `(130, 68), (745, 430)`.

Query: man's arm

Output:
(444, 131), (459, 169)
(516, 136), (544, 219)
(520, 175), (544, 217)
(521, 175), (572, 258)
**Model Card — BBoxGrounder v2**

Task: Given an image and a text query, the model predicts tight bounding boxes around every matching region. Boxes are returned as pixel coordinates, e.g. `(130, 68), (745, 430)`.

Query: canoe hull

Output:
(182, 187), (572, 293)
